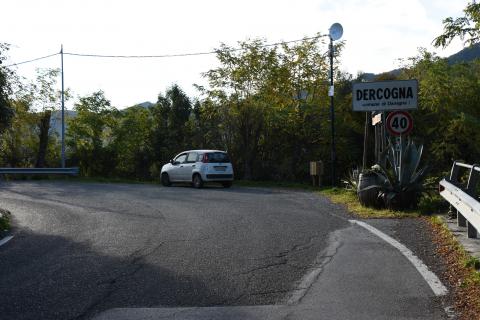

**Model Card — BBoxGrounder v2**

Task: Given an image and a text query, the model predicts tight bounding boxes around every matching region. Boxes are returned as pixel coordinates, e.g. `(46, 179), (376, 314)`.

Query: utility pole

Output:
(60, 45), (65, 168)
(328, 23), (343, 186)
(329, 38), (336, 185)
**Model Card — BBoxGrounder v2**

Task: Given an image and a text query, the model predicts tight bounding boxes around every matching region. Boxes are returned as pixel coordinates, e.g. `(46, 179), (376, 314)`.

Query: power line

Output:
(1, 34), (327, 67)
(63, 35), (325, 59)
(2, 52), (59, 68)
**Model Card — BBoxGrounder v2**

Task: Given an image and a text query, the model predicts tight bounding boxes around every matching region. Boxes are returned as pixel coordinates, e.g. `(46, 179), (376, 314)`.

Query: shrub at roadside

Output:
(0, 208), (11, 231)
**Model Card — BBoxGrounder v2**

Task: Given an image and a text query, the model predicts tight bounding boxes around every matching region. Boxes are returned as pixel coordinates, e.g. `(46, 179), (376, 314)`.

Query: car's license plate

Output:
(214, 166), (226, 171)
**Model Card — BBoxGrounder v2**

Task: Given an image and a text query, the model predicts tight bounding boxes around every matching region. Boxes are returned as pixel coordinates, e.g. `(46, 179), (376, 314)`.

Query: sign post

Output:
(352, 79), (418, 170)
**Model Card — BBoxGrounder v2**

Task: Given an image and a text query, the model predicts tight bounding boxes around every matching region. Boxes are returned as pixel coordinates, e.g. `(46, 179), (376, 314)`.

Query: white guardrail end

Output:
(440, 178), (480, 238)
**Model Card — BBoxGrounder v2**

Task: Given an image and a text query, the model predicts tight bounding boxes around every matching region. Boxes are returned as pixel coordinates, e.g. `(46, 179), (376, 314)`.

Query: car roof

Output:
(180, 150), (227, 153)
(174, 150), (227, 158)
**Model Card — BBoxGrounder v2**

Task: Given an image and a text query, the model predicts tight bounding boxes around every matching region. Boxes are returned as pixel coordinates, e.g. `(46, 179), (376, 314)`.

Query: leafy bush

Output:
(0, 208), (11, 231)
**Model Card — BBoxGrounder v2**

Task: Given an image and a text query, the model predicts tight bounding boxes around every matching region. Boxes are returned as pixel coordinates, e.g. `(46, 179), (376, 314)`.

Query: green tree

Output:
(67, 91), (117, 176)
(0, 43), (14, 134)
(0, 98), (37, 167)
(111, 106), (153, 179)
(203, 40), (279, 179)
(151, 84), (192, 164)
(21, 69), (64, 168)
(201, 37), (350, 181)
(433, 2), (480, 48)
(399, 49), (480, 173)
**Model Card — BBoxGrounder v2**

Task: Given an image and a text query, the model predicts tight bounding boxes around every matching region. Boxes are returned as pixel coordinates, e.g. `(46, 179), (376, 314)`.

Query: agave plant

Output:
(372, 136), (429, 210)
(342, 167), (360, 191)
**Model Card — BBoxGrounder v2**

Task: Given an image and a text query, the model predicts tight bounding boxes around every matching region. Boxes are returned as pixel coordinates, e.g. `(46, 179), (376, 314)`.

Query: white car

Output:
(160, 150), (234, 188)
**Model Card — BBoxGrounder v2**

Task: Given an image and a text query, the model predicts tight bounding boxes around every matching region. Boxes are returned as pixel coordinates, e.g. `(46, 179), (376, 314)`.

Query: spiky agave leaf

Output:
(411, 144), (423, 179)
(373, 136), (428, 210)
(410, 165), (430, 186)
(400, 139), (419, 186)
(384, 138), (397, 176)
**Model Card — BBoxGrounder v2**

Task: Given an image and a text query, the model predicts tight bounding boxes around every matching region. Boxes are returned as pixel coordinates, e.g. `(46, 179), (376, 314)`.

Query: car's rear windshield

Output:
(206, 152), (230, 163)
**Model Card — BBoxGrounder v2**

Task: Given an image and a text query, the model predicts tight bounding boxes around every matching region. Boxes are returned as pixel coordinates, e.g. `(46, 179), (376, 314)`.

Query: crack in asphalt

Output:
(75, 234), (214, 320)
(235, 260), (289, 276)
(73, 242), (166, 320)
(225, 232), (327, 306)
(286, 227), (346, 305)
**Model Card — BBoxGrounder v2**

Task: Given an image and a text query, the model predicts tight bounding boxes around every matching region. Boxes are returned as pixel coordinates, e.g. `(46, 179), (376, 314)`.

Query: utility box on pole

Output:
(310, 161), (324, 187)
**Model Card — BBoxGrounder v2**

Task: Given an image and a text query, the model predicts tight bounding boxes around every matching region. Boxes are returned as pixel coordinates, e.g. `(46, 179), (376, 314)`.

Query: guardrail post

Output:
(450, 161), (461, 184)
(465, 164), (480, 238)
(458, 212), (467, 227)
(466, 164), (480, 196)
(467, 222), (478, 238)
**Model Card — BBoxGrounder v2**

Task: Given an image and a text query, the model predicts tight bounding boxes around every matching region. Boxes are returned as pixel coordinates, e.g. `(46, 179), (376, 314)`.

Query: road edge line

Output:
(0, 235), (14, 247)
(349, 219), (448, 296)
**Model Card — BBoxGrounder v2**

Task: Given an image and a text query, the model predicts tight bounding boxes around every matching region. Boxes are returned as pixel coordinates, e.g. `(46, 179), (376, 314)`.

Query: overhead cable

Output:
(2, 34), (327, 66)
(63, 35), (326, 59)
(2, 52), (59, 68)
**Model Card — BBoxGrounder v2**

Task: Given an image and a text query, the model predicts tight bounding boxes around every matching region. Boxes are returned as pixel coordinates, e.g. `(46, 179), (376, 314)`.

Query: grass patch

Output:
(319, 187), (420, 218)
(417, 193), (449, 215)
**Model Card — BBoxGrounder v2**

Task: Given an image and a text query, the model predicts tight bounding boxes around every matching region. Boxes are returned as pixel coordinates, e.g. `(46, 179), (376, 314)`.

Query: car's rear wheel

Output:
(161, 173), (171, 187)
(193, 174), (204, 189)
(222, 181), (232, 188)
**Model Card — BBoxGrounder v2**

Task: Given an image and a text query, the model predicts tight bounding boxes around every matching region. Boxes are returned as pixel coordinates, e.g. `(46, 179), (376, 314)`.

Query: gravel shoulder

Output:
(365, 218), (455, 315)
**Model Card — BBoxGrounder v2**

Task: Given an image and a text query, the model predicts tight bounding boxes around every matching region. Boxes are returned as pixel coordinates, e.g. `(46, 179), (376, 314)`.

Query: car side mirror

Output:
(170, 159), (174, 164)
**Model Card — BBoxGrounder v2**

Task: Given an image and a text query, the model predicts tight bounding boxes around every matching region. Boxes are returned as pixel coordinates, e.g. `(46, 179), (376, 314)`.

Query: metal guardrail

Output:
(439, 161), (480, 238)
(0, 167), (79, 175)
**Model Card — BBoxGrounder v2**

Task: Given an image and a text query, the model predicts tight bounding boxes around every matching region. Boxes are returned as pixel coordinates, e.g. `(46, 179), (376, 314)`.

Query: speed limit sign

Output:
(386, 111), (413, 136)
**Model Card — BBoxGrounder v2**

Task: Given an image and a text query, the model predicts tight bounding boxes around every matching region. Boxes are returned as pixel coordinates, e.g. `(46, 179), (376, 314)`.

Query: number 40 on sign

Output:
(385, 111), (413, 136)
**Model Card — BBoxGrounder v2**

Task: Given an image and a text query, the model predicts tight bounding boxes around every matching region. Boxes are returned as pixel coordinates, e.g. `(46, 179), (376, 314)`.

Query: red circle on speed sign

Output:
(386, 111), (413, 136)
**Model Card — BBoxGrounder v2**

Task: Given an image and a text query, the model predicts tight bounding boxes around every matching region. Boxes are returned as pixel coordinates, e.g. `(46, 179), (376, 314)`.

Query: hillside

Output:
(447, 43), (480, 64)
(364, 44), (480, 81)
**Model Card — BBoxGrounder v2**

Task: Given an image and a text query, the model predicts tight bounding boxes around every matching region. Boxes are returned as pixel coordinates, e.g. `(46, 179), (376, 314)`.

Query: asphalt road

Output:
(0, 181), (448, 319)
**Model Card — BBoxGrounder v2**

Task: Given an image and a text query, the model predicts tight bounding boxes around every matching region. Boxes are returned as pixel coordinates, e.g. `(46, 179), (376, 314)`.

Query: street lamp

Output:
(328, 23), (343, 186)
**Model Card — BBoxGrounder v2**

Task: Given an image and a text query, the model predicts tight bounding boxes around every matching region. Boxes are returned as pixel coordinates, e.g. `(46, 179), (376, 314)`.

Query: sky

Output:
(1, 0), (468, 109)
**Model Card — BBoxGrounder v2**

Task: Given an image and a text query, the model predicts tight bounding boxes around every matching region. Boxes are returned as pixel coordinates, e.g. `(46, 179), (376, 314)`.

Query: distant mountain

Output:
(136, 101), (155, 109)
(447, 43), (480, 64)
(363, 44), (480, 81)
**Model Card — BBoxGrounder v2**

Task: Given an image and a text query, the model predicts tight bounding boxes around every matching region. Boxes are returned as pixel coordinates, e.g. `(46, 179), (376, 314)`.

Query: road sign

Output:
(386, 111), (413, 136)
(352, 80), (418, 111)
(372, 113), (382, 126)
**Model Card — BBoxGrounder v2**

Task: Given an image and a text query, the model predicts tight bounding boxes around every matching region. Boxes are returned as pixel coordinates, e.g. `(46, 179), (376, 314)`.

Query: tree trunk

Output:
(36, 110), (51, 168)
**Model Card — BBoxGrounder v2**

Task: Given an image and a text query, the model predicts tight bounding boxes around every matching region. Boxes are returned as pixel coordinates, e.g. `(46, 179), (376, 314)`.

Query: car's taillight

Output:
(202, 154), (209, 163)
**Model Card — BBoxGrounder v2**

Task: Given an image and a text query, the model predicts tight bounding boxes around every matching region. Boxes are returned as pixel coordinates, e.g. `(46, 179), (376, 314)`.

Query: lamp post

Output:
(328, 23), (343, 186)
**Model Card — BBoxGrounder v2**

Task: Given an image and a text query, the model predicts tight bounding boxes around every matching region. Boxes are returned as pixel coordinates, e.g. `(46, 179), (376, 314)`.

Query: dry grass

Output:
(319, 188), (419, 218)
(427, 216), (480, 320)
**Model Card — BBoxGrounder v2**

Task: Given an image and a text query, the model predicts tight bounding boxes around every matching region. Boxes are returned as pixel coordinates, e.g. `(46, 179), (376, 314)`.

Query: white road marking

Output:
(0, 235), (14, 247)
(350, 220), (448, 296)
